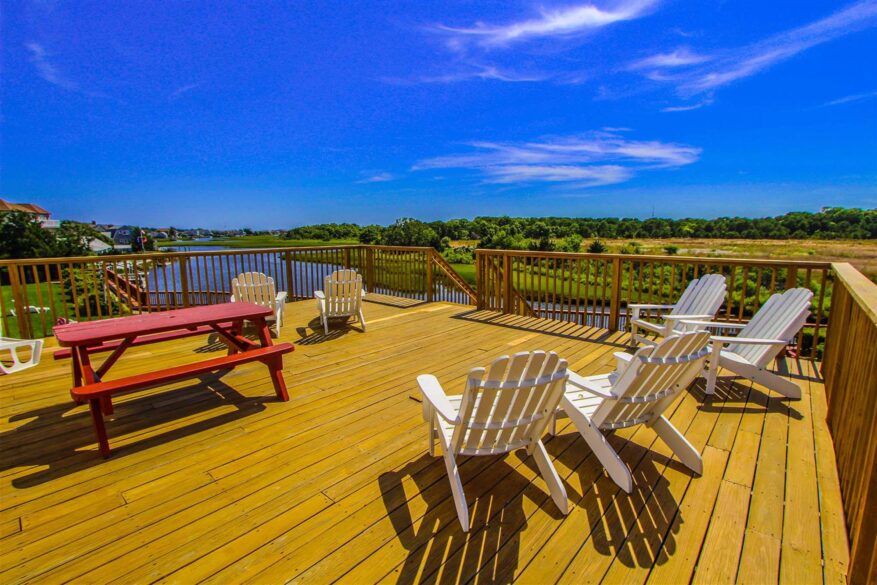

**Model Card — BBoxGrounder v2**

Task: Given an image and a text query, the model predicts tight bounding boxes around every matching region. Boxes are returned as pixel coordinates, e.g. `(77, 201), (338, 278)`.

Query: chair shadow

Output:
(379, 453), (565, 585)
(0, 371), (277, 487)
(294, 316), (363, 345)
(689, 376), (804, 420)
(451, 309), (627, 347)
(543, 430), (686, 570)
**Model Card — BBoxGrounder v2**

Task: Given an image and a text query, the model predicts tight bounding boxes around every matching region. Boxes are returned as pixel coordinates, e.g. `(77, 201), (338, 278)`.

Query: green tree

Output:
(382, 218), (441, 249)
(358, 225), (383, 244)
(587, 239), (607, 253)
(0, 212), (55, 259)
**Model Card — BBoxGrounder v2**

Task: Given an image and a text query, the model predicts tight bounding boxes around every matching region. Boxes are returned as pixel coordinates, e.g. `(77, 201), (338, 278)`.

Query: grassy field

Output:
(1, 281), (66, 338)
(452, 237), (877, 281)
(158, 236), (357, 248)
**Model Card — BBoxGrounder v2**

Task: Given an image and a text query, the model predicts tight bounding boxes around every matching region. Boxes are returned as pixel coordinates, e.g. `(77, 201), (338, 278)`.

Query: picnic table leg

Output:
(255, 318), (289, 401)
(89, 399), (112, 458)
(71, 348), (84, 404)
(77, 348), (114, 415)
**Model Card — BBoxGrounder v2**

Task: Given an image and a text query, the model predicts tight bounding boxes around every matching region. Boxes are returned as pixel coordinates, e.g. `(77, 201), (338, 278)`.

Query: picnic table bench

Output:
(54, 303), (294, 457)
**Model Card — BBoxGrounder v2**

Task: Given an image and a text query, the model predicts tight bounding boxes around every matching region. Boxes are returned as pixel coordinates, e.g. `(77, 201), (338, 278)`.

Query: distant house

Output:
(0, 198), (59, 228)
(111, 226), (136, 246)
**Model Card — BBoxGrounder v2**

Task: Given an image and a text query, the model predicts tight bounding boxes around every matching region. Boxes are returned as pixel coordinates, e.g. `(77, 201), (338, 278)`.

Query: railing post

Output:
(608, 256), (623, 332)
(365, 247), (375, 293)
(426, 250), (434, 303)
(284, 250), (294, 299)
(179, 257), (191, 307)
(503, 253), (512, 314)
(475, 252), (483, 309)
(8, 263), (32, 339)
(785, 266), (799, 289)
(343, 248), (351, 269)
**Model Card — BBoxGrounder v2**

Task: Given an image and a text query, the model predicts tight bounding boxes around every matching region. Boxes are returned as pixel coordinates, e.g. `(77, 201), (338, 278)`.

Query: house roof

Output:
(0, 199), (50, 215)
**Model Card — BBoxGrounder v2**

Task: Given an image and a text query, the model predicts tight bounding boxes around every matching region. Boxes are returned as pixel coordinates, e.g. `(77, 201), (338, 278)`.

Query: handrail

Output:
(0, 245), (477, 338)
(474, 248), (832, 358)
(429, 250), (477, 304)
(821, 262), (877, 584)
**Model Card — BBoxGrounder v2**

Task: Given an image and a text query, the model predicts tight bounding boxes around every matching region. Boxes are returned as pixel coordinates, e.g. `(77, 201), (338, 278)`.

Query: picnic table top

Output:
(53, 303), (273, 347)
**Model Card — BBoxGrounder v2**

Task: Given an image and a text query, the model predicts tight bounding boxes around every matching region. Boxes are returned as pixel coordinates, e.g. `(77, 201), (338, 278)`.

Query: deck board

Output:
(0, 300), (848, 584)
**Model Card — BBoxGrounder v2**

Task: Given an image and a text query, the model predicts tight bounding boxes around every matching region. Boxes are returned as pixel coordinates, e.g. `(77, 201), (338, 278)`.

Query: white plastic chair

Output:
(629, 273), (726, 346)
(555, 330), (711, 493)
(0, 320), (43, 375)
(314, 270), (366, 335)
(418, 351), (570, 531)
(231, 272), (287, 334)
(680, 288), (814, 399)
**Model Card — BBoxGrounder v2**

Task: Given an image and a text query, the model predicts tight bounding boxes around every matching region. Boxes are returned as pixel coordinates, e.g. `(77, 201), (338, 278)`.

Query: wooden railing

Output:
(821, 263), (877, 584)
(476, 249), (832, 359)
(0, 245), (476, 339)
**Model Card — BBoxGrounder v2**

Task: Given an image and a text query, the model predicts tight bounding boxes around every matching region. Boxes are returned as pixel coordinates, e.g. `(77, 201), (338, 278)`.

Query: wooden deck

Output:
(0, 299), (849, 584)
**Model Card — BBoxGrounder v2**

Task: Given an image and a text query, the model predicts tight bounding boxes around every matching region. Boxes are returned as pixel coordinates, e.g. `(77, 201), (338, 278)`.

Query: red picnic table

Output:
(53, 302), (294, 458)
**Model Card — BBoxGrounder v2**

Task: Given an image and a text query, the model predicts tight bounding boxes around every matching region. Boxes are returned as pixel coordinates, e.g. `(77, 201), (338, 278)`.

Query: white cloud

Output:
(413, 130), (700, 188)
(169, 83), (201, 100)
(356, 172), (394, 184)
(437, 0), (659, 47)
(628, 48), (711, 70)
(820, 90), (877, 107)
(634, 0), (877, 96)
(26, 42), (78, 91)
(661, 97), (714, 112)
(417, 63), (551, 83)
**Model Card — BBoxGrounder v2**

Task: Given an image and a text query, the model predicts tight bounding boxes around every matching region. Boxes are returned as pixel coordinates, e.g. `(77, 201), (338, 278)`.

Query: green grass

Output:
(449, 263), (476, 286)
(157, 236), (358, 249)
(1, 281), (66, 338)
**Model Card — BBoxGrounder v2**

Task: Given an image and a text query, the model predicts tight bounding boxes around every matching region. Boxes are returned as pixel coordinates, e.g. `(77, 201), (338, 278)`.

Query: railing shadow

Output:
(690, 375), (804, 420)
(364, 294), (428, 309)
(450, 309), (628, 347)
(0, 373), (276, 487)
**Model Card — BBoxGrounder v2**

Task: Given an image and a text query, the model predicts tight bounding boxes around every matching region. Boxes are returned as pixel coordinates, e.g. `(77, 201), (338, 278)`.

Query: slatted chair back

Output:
(592, 331), (711, 429)
(452, 351), (568, 456)
(232, 272), (278, 309)
(323, 270), (364, 317)
(726, 288), (814, 368)
(673, 274), (727, 318)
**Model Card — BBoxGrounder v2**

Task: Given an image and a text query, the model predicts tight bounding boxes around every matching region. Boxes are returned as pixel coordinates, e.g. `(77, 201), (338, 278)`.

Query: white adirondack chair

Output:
(0, 321), (43, 375)
(555, 330), (711, 493)
(230, 272), (287, 334)
(314, 270), (366, 335)
(418, 351), (570, 532)
(680, 288), (814, 399)
(629, 273), (727, 347)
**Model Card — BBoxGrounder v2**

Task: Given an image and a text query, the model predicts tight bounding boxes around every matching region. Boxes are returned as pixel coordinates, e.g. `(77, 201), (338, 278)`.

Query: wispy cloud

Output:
(356, 172), (395, 184)
(436, 0), (659, 48)
(169, 83), (201, 100)
(416, 63), (551, 84)
(661, 97), (714, 112)
(628, 48), (711, 70)
(413, 130), (700, 188)
(633, 0), (877, 96)
(26, 42), (78, 91)
(820, 90), (877, 107)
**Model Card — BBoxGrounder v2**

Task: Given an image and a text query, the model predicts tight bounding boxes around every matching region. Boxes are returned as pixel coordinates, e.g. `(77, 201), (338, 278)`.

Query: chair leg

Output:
(441, 450), (470, 532)
(530, 440), (569, 514)
(323, 314), (329, 335)
(565, 404), (633, 493)
(704, 356), (720, 395)
(651, 415), (702, 475)
(358, 309), (366, 332)
(749, 367), (802, 400)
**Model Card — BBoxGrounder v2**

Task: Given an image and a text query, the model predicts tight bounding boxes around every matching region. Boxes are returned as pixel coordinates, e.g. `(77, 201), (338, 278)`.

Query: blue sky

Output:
(2, 0), (876, 228)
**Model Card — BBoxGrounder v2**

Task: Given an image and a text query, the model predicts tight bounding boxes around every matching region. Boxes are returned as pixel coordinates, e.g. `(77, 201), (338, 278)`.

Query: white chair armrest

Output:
(678, 320), (746, 330)
(627, 303), (675, 310)
(713, 336), (790, 346)
(663, 313), (716, 322)
(613, 351), (634, 371)
(417, 374), (460, 423)
(567, 371), (616, 399)
(229, 295), (236, 303)
(276, 291), (288, 303)
(314, 290), (325, 300)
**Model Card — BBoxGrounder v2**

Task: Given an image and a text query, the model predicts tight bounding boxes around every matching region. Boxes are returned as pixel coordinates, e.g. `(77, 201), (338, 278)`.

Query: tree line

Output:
(284, 208), (876, 250)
